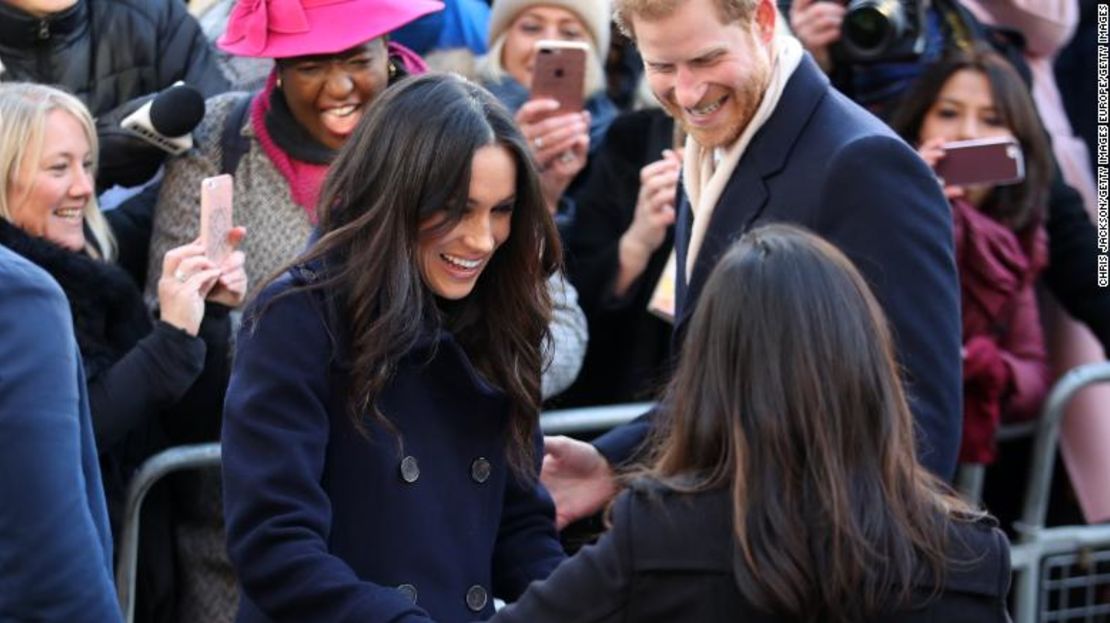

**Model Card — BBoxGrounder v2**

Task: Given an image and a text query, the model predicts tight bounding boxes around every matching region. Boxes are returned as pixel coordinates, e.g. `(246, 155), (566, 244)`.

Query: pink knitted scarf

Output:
(250, 71), (328, 223)
(248, 44), (428, 223)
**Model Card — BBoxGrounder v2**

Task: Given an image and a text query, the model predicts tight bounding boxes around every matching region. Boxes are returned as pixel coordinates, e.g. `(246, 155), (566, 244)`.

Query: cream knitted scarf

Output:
(682, 34), (804, 279)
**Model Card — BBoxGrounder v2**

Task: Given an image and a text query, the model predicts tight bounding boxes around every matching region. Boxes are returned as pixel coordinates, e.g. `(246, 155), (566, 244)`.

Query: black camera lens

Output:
(844, 6), (891, 52)
(840, 0), (915, 61)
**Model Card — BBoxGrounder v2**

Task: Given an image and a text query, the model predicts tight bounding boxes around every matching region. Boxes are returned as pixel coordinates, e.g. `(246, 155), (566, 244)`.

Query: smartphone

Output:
(199, 174), (234, 264)
(530, 40), (589, 117)
(932, 136), (1025, 187)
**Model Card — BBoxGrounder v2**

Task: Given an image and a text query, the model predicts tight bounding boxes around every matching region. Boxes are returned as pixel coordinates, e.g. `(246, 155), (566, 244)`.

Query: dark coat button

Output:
(397, 583), (417, 603)
(399, 456), (420, 483)
(470, 457), (491, 484)
(465, 584), (488, 612)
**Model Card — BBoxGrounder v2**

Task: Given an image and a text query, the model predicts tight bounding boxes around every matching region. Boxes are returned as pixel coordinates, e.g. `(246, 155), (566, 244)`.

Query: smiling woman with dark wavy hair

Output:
(221, 73), (567, 623)
(491, 224), (1012, 623)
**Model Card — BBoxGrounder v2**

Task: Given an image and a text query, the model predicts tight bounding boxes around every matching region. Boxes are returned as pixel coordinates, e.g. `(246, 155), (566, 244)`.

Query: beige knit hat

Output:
(487, 0), (612, 54)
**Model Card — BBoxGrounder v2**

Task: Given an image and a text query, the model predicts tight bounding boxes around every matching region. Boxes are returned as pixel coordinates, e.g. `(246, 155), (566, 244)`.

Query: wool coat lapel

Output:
(674, 56), (831, 334)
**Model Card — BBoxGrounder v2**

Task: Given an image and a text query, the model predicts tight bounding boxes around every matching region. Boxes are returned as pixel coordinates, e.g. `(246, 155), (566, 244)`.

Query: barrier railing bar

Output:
(115, 443), (222, 623)
(116, 404), (649, 622)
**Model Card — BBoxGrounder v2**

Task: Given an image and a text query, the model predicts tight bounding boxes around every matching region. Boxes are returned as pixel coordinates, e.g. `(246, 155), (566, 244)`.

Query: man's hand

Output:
(541, 435), (618, 530)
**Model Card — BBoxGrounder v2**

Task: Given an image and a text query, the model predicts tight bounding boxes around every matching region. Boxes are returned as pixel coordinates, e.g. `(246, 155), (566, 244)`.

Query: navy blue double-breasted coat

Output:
(222, 269), (565, 623)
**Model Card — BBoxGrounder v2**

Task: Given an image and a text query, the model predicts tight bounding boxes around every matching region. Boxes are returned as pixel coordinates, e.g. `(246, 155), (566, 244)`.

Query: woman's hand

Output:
(917, 137), (965, 200)
(157, 242), (221, 336)
(206, 227), (249, 308)
(614, 149), (683, 298)
(790, 0), (845, 72)
(625, 149), (682, 257)
(517, 99), (591, 214)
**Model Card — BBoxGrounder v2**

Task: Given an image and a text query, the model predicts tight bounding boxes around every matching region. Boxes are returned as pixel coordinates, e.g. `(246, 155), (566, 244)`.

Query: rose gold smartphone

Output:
(199, 174), (234, 264)
(933, 136), (1025, 187)
(530, 40), (589, 118)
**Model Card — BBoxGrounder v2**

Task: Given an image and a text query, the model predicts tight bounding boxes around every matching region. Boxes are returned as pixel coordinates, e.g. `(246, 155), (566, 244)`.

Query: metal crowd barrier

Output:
(114, 404), (647, 622)
(1007, 362), (1110, 623)
(115, 443), (222, 623)
(118, 370), (1110, 623)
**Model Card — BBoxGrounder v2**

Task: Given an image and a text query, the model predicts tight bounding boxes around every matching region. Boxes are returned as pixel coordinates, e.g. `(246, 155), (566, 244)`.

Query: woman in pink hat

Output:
(150, 0), (586, 400)
(147, 0), (440, 305)
(140, 1), (440, 620)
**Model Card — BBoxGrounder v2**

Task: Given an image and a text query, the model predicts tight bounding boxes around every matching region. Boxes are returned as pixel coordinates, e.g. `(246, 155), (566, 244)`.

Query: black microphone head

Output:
(148, 85), (205, 137)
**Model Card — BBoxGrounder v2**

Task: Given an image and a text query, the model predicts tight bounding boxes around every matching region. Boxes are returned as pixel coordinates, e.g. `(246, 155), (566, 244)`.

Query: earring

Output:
(388, 61), (397, 80)
(276, 76), (283, 89)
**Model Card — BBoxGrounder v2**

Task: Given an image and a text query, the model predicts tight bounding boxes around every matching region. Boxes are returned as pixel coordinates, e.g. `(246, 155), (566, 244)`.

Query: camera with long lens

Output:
(835, 0), (926, 63)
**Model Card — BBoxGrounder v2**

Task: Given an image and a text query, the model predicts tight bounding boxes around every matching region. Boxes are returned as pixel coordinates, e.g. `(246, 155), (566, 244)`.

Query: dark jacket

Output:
(594, 55), (963, 479)
(560, 108), (676, 406)
(222, 268), (565, 623)
(491, 486), (1013, 623)
(1041, 159), (1110, 353)
(0, 244), (122, 622)
(0, 0), (230, 188)
(0, 219), (231, 622)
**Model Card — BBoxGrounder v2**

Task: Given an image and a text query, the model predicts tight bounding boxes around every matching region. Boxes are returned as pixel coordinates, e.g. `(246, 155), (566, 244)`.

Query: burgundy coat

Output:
(954, 198), (1049, 463)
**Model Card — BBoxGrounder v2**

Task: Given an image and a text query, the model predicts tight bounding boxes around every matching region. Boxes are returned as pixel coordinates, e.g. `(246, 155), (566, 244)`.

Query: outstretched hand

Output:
(541, 435), (618, 531)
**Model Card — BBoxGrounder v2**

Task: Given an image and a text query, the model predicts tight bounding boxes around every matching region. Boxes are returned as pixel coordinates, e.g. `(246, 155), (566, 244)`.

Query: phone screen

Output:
(199, 174), (234, 264)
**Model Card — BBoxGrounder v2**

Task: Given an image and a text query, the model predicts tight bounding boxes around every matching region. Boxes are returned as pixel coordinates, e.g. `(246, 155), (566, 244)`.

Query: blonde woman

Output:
(0, 82), (247, 619)
(439, 0), (617, 215)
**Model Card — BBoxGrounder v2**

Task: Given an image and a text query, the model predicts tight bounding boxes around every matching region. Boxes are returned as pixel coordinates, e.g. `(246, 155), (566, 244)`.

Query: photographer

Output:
(786, 0), (1109, 357)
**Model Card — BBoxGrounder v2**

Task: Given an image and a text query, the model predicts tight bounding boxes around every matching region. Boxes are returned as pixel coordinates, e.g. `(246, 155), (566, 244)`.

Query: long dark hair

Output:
(643, 224), (979, 621)
(264, 73), (561, 477)
(890, 48), (1051, 232)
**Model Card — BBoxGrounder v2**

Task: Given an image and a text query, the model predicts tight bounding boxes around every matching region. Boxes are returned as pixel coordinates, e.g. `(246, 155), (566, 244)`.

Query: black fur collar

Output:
(0, 219), (150, 379)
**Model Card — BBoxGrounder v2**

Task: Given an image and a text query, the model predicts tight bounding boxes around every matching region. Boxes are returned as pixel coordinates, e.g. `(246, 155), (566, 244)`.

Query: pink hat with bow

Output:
(219, 0), (443, 58)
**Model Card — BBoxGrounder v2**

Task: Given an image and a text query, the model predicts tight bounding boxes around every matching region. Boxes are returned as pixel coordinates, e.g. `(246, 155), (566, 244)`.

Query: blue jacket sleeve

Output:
(0, 254), (122, 622)
(592, 412), (654, 468)
(815, 135), (963, 479)
(221, 280), (434, 623)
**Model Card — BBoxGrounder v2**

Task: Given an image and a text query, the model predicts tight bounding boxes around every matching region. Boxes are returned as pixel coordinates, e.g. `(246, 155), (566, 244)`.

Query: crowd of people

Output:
(0, 0), (1106, 621)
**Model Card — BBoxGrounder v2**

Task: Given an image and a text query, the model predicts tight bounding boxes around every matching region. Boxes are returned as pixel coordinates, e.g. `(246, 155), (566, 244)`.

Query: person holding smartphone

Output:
(468, 0), (617, 217)
(222, 73), (566, 623)
(891, 49), (1052, 468)
(0, 82), (247, 621)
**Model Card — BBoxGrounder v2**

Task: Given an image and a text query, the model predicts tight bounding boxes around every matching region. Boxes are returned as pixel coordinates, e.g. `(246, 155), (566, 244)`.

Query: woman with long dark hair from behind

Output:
(491, 224), (1011, 623)
(221, 73), (566, 623)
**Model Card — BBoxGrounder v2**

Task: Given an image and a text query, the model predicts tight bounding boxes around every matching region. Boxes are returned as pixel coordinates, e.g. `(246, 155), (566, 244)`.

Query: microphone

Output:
(120, 83), (205, 155)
